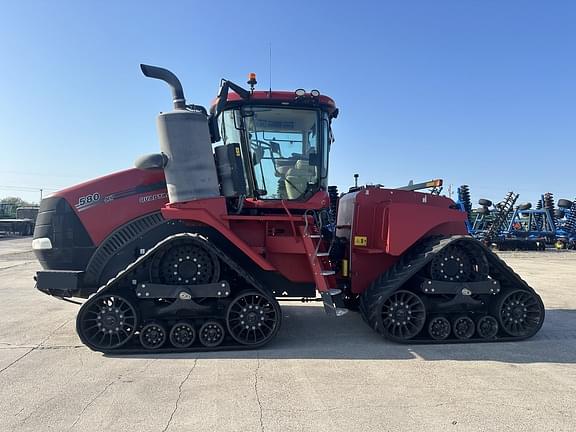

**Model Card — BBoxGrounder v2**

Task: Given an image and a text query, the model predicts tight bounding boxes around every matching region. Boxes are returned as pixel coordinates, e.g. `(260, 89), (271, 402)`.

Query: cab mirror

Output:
(253, 147), (264, 165)
(208, 115), (220, 143)
(308, 152), (320, 166)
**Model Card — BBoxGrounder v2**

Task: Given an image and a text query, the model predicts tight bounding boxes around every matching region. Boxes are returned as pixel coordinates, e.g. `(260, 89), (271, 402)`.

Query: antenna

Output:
(269, 42), (272, 94)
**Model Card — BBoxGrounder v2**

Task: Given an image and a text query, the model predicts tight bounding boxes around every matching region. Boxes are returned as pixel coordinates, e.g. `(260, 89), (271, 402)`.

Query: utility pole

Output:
(40, 188), (43, 202)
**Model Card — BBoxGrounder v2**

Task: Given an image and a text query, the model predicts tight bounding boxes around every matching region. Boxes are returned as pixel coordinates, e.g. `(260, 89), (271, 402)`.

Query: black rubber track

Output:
(76, 233), (282, 354)
(359, 235), (545, 344)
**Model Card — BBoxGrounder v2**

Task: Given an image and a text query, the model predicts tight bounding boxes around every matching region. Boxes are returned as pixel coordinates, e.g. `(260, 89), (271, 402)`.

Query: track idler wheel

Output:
(226, 291), (281, 346)
(476, 315), (499, 339)
(497, 290), (544, 338)
(140, 322), (167, 349)
(169, 322), (196, 348)
(379, 290), (426, 341)
(199, 321), (225, 347)
(77, 294), (138, 351)
(453, 316), (475, 340)
(428, 317), (451, 340)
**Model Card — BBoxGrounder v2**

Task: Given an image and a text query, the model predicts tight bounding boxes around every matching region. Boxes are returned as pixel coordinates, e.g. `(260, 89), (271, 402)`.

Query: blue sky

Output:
(1, 1), (575, 206)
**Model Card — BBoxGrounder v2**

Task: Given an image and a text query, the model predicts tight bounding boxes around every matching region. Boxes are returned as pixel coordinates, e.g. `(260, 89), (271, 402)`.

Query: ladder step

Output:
(320, 270), (335, 276)
(309, 234), (321, 239)
(316, 252), (330, 257)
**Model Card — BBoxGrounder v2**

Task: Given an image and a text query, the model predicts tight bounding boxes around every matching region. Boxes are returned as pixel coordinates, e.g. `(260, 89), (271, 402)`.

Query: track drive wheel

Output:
(198, 321), (225, 347)
(226, 291), (281, 347)
(429, 243), (489, 283)
(497, 290), (544, 338)
(77, 294), (138, 351)
(155, 242), (220, 285)
(378, 290), (426, 341)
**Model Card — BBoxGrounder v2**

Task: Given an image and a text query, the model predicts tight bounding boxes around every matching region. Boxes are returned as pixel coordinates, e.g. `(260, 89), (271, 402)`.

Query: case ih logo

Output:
(139, 192), (168, 204)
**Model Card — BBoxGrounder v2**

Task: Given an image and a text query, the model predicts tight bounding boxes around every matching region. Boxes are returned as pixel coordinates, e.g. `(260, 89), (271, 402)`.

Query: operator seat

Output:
(285, 160), (316, 199)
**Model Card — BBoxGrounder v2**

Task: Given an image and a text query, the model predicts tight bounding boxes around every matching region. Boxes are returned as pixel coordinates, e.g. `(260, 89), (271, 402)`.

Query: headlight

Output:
(32, 238), (53, 250)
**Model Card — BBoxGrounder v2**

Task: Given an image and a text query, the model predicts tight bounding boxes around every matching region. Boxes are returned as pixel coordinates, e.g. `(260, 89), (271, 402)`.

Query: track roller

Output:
(77, 294), (138, 351)
(428, 317), (451, 340)
(199, 321), (225, 347)
(453, 316), (475, 340)
(169, 322), (196, 348)
(476, 315), (498, 339)
(226, 290), (281, 346)
(497, 290), (544, 338)
(140, 322), (167, 349)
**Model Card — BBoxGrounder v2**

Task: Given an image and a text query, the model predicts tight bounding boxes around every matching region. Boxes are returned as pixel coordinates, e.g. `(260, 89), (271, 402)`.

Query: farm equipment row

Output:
(457, 186), (576, 250)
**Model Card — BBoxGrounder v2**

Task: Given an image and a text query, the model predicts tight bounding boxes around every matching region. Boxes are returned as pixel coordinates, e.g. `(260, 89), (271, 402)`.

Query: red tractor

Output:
(33, 65), (544, 352)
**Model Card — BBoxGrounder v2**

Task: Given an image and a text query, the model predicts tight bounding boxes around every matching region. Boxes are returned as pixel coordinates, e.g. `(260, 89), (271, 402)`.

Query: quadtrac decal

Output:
(139, 192), (168, 204)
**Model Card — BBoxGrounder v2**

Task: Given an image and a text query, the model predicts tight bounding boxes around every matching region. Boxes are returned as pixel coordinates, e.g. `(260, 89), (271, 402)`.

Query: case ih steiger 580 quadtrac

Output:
(32, 65), (545, 353)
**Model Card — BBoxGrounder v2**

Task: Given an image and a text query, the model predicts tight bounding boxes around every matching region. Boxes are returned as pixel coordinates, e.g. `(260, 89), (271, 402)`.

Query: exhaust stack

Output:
(140, 64), (187, 110)
(138, 64), (220, 204)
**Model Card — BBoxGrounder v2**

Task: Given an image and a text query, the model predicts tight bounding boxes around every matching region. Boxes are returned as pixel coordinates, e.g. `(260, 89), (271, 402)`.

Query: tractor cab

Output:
(209, 76), (338, 204)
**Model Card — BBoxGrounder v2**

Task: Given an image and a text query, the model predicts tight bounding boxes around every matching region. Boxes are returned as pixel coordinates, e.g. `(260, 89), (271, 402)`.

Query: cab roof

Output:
(210, 90), (338, 117)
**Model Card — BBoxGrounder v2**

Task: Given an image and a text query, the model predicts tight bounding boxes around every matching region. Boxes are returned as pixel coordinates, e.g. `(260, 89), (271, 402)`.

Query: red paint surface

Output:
(54, 168), (467, 295)
(53, 168), (167, 245)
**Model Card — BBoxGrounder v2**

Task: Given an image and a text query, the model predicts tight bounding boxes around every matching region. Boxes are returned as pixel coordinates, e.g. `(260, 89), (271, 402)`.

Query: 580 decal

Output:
(76, 193), (101, 208)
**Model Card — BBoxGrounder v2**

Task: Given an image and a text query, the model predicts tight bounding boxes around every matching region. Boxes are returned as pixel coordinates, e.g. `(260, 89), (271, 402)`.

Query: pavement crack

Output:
(38, 319), (72, 348)
(0, 347), (35, 374)
(20, 394), (59, 425)
(67, 379), (117, 431)
(254, 355), (265, 432)
(0, 261), (34, 272)
(161, 358), (198, 432)
(0, 319), (74, 375)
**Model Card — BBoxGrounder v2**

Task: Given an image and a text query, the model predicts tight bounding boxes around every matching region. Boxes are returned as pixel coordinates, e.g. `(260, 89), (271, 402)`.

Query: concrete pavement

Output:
(1, 237), (575, 431)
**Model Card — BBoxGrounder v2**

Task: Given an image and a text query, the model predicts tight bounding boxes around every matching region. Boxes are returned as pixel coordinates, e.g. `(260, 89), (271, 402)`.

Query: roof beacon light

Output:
(310, 89), (320, 97)
(247, 72), (257, 92)
(295, 88), (306, 97)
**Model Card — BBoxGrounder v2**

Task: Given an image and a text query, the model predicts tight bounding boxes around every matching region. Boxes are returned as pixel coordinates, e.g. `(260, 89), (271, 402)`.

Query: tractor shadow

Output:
(107, 305), (576, 364)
